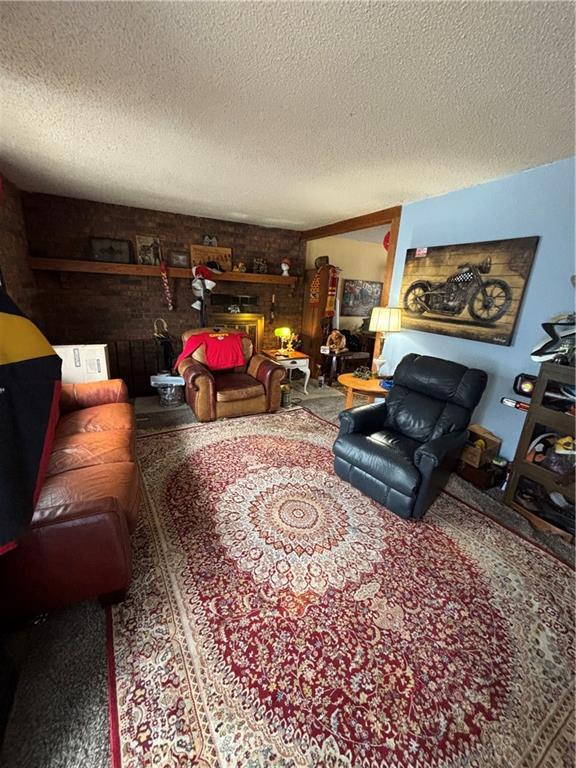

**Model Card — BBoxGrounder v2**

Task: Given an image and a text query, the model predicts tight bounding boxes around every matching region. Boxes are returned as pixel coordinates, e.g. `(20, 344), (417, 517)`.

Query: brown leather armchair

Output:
(177, 328), (285, 422)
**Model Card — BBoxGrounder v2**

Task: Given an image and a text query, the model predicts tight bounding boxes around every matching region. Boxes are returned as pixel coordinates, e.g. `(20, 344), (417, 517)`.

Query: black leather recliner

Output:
(333, 354), (487, 520)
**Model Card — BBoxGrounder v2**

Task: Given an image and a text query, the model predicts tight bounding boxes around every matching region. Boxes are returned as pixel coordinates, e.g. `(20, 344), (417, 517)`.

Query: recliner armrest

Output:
(414, 430), (469, 470)
(178, 358), (215, 389)
(247, 354), (284, 392)
(179, 358), (216, 421)
(338, 401), (388, 436)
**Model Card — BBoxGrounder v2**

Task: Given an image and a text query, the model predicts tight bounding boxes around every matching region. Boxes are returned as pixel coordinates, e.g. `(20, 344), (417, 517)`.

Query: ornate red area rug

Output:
(108, 408), (574, 768)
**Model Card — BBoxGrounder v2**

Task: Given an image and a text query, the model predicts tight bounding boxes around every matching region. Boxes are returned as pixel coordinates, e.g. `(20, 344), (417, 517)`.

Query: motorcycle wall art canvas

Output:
(400, 237), (539, 346)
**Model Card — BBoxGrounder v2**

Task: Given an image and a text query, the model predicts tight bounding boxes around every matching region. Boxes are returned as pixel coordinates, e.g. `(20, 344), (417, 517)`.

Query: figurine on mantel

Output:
(280, 258), (291, 276)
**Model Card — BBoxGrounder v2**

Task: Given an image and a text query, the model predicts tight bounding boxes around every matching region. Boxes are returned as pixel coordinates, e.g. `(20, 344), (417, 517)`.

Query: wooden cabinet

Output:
(300, 265), (333, 378)
(504, 362), (575, 542)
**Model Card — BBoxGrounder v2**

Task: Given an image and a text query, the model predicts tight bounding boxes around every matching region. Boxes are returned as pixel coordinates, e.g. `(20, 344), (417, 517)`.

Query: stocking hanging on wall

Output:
(324, 266), (339, 318)
(159, 259), (174, 311)
(269, 293), (276, 323)
(309, 271), (321, 306)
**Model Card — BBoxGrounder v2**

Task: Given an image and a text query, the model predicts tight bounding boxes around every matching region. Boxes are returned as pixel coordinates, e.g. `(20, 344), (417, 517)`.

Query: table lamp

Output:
(274, 326), (292, 353)
(369, 307), (402, 374)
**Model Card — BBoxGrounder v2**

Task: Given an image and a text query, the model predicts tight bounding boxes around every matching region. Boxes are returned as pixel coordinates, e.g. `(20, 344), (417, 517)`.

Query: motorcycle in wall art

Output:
(399, 236), (539, 346)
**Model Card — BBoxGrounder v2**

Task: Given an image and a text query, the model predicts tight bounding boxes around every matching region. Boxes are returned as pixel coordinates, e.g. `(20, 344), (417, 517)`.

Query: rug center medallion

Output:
(277, 498), (318, 529)
(215, 466), (386, 595)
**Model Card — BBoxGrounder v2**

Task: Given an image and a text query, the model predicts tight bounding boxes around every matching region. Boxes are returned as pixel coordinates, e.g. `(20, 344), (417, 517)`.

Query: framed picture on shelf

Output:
(135, 235), (162, 265)
(168, 250), (190, 268)
(190, 244), (232, 271)
(90, 238), (132, 264)
(341, 279), (383, 317)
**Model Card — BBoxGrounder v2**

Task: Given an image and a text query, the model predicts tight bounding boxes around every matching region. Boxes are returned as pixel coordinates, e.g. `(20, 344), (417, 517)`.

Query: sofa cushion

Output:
(56, 402), (134, 437)
(35, 461), (140, 530)
(213, 373), (264, 402)
(60, 380), (129, 413)
(333, 430), (421, 498)
(47, 430), (135, 476)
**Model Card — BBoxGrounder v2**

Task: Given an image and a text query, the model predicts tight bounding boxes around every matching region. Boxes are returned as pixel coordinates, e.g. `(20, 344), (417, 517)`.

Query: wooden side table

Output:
(321, 350), (371, 386)
(337, 373), (387, 409)
(262, 350), (311, 394)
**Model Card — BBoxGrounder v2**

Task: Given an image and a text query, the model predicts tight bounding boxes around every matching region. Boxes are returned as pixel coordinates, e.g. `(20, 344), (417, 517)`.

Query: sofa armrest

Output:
(338, 401), (388, 436)
(414, 430), (469, 471)
(32, 496), (124, 527)
(60, 379), (129, 412)
(0, 497), (132, 617)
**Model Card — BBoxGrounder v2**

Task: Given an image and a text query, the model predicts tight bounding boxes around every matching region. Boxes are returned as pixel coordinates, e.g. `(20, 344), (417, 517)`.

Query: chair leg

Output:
(327, 355), (338, 386)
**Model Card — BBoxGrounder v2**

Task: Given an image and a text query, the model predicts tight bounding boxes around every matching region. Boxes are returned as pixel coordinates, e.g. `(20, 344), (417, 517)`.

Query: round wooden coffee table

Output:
(337, 373), (387, 409)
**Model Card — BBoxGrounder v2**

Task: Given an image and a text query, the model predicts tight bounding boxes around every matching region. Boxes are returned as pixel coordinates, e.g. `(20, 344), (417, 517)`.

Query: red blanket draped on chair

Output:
(175, 330), (247, 371)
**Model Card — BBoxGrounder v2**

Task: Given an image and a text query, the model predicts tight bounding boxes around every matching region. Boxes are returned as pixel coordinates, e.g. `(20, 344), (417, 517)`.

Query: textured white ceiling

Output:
(0, 2), (574, 229)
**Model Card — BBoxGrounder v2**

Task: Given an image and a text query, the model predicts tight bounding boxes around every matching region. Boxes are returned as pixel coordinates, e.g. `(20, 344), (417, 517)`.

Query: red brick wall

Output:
(23, 193), (305, 352)
(0, 176), (41, 323)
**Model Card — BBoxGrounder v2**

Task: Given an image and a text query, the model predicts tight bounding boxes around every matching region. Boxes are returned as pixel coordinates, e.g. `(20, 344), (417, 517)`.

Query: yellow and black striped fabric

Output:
(0, 291), (62, 551)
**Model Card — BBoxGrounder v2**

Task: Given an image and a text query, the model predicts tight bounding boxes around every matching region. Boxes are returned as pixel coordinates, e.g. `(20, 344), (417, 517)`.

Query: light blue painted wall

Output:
(383, 157), (575, 459)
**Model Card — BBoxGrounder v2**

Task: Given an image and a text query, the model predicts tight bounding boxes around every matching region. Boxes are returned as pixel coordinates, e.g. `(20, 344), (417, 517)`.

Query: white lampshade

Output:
(369, 306), (402, 333)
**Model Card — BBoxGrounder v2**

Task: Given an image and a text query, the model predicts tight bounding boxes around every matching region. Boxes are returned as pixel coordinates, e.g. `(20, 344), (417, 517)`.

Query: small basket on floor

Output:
(151, 373), (186, 407)
(157, 384), (184, 407)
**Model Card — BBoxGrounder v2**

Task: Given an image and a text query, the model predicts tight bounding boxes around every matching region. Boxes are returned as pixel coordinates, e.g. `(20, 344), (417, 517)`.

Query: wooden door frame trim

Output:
(380, 209), (401, 307)
(300, 205), (402, 241)
(300, 204), (403, 370)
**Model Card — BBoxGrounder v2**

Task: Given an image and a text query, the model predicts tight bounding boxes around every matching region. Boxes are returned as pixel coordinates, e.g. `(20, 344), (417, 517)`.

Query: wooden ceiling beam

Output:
(300, 205), (402, 241)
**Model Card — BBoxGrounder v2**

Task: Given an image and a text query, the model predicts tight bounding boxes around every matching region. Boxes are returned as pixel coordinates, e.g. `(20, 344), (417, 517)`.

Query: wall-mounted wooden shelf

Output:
(28, 258), (298, 287)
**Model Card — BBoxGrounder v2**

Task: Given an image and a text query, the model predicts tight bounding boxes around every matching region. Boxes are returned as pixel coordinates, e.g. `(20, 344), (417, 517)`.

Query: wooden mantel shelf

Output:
(29, 257), (298, 287)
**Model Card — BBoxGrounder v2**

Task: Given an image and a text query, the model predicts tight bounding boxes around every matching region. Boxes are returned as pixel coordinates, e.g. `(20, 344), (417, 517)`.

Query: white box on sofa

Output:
(54, 344), (110, 384)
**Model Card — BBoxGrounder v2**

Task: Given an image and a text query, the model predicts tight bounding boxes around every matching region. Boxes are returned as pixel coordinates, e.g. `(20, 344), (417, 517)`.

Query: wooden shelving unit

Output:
(28, 257), (298, 287)
(504, 362), (575, 542)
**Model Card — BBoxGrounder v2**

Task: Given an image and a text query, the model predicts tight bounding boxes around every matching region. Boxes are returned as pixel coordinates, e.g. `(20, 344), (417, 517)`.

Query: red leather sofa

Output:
(0, 379), (139, 617)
